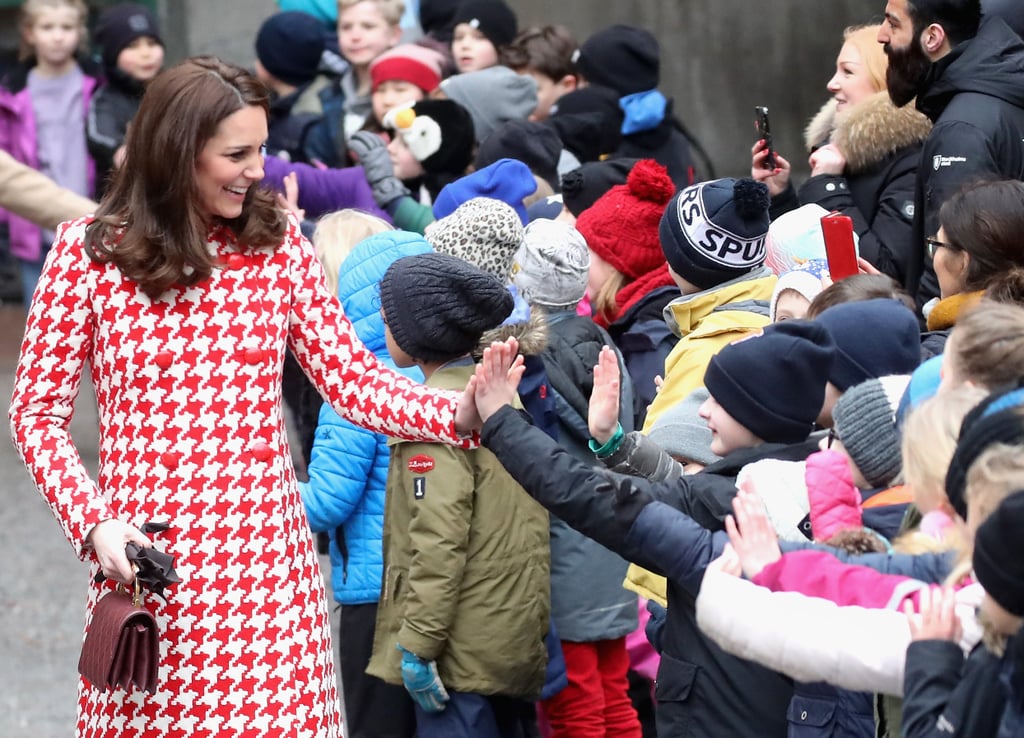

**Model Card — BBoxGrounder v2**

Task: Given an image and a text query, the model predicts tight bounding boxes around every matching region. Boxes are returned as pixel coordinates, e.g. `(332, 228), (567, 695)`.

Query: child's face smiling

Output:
(698, 394), (762, 456)
(117, 36), (164, 83)
(452, 24), (498, 73)
(338, 2), (400, 69)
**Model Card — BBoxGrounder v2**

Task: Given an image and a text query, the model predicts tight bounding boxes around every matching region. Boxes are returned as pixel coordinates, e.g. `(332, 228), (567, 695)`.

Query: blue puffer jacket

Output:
(299, 230), (432, 605)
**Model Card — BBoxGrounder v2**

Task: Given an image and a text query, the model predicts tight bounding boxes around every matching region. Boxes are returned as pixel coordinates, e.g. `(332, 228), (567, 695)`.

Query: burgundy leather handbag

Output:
(78, 578), (159, 693)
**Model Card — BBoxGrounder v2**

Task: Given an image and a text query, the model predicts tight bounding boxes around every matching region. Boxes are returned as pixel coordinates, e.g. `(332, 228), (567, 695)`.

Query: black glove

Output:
(610, 474), (656, 530)
(645, 599), (667, 653)
(348, 130), (411, 208)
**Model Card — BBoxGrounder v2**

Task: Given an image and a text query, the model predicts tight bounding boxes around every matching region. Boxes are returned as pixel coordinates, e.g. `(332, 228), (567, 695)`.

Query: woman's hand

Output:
(588, 346), (621, 444)
(86, 519), (153, 585)
(751, 139), (792, 197)
(705, 543), (744, 578)
(725, 485), (782, 579)
(809, 143), (846, 177)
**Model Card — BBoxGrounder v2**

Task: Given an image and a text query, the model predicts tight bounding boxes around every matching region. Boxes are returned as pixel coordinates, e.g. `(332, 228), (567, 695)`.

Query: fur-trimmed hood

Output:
(475, 308), (549, 357)
(804, 92), (932, 174)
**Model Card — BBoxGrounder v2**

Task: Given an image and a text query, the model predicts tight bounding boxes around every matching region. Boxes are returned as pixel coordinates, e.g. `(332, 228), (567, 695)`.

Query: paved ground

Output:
(0, 304), (343, 736)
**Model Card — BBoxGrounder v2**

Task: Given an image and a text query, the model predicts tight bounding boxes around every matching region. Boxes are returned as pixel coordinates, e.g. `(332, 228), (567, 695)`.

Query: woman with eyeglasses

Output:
(924, 179), (1024, 336)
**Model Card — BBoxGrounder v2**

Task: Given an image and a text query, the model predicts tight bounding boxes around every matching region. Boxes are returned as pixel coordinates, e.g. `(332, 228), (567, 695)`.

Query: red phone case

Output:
(820, 212), (859, 281)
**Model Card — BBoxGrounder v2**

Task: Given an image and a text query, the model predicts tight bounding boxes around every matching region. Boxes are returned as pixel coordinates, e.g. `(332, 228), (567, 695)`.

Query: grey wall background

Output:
(1, 0), (885, 178)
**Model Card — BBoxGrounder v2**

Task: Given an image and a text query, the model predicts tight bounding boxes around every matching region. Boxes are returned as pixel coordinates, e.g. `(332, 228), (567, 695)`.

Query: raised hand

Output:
(725, 486), (782, 579)
(470, 338), (524, 424)
(705, 543), (744, 578)
(751, 138), (792, 197)
(905, 586), (962, 643)
(588, 346), (621, 444)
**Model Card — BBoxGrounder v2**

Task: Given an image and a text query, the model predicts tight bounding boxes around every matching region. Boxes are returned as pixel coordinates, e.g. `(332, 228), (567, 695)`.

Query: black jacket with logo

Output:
(906, 16), (1024, 308)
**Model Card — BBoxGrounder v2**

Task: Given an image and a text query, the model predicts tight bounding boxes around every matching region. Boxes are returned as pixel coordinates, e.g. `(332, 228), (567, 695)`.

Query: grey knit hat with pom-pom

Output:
(659, 177), (771, 289)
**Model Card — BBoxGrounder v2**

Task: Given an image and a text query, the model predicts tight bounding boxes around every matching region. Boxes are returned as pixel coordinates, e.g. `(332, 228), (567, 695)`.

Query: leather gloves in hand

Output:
(398, 645), (449, 713)
(348, 130), (411, 208)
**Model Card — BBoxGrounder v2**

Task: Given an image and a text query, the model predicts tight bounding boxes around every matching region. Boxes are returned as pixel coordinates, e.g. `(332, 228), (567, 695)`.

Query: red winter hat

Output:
(575, 159), (675, 280)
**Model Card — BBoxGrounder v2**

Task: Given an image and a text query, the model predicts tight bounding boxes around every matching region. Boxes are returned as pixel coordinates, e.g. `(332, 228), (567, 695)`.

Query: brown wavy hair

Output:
(85, 56), (286, 298)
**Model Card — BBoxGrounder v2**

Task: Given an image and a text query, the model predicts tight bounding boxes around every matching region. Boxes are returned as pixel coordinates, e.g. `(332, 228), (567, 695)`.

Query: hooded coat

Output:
(905, 16), (1024, 308)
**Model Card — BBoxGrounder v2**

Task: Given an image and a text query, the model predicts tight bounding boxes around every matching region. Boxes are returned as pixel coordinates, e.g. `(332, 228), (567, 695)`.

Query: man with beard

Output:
(877, 0), (1024, 313)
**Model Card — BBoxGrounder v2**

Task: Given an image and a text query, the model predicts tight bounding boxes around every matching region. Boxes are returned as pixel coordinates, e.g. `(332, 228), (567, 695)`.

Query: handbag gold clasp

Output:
(115, 564), (143, 607)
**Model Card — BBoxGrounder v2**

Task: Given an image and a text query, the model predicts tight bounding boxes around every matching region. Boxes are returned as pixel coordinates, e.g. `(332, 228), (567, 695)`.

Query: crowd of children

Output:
(5, 1), (1024, 737)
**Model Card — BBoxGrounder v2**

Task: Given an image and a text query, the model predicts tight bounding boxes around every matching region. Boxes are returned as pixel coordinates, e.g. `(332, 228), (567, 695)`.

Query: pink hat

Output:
(370, 44), (445, 93)
(805, 448), (864, 541)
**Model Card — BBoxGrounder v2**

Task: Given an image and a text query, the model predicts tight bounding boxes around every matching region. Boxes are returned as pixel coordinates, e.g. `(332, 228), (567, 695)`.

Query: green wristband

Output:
(589, 423), (625, 458)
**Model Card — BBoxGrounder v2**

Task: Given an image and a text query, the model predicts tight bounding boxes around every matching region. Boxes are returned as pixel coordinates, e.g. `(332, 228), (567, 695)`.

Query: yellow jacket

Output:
(643, 271), (777, 432)
(630, 270), (776, 606)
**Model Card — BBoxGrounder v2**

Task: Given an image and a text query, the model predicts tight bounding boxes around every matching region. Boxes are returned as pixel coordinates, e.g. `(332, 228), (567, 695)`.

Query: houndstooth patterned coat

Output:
(9, 215), (467, 738)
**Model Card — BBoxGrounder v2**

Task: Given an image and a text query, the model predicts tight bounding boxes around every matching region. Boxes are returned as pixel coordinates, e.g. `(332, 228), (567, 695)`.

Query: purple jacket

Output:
(0, 70), (97, 262)
(262, 157), (390, 222)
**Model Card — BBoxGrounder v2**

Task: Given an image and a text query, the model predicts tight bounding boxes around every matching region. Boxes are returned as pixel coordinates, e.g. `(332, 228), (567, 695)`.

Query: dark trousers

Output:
(415, 691), (535, 738)
(339, 603), (416, 738)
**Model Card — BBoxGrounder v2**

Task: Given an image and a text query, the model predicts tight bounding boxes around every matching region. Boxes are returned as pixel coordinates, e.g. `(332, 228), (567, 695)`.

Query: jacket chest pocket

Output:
(787, 695), (837, 735)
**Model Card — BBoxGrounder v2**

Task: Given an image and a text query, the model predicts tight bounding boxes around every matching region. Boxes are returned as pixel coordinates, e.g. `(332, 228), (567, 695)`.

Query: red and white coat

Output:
(9, 215), (468, 738)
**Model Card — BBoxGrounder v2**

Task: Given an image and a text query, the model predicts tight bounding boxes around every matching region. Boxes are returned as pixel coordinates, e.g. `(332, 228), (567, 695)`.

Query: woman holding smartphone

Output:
(751, 24), (931, 287)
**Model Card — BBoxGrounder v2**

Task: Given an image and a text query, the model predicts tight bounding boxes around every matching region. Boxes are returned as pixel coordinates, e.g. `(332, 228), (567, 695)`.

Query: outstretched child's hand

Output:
(456, 337), (519, 432)
(472, 339), (525, 424)
(906, 586), (962, 643)
(705, 543), (743, 579)
(588, 346), (621, 444)
(725, 486), (782, 579)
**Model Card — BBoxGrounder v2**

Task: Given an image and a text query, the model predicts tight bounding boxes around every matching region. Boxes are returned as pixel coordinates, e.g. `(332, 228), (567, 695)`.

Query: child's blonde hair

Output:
(337, 0), (405, 27)
(901, 385), (989, 516)
(947, 442), (1024, 657)
(19, 0), (88, 61)
(313, 209), (393, 294)
(946, 300), (1024, 390)
(591, 269), (626, 325)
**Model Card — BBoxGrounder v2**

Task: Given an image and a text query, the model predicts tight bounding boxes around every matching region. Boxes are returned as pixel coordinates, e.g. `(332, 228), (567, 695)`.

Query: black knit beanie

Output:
(379, 253), (514, 363)
(973, 490), (1024, 616)
(945, 385), (1024, 519)
(659, 178), (770, 290)
(549, 85), (624, 161)
(703, 320), (837, 445)
(576, 25), (660, 96)
(561, 158), (639, 217)
(476, 120), (563, 191)
(255, 11), (326, 87)
(451, 0), (518, 48)
(94, 3), (163, 73)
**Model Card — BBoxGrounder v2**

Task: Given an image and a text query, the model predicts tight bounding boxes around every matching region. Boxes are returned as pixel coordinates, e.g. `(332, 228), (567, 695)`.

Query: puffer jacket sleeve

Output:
(753, 549), (927, 609)
(696, 565), (909, 695)
(601, 430), (683, 483)
(262, 156), (389, 222)
(779, 540), (956, 582)
(284, 216), (472, 448)
(299, 402), (377, 532)
(805, 449), (862, 540)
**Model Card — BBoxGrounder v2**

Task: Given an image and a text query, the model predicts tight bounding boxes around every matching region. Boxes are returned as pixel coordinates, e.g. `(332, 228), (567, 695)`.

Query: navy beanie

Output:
(561, 158), (639, 217)
(944, 384), (1024, 519)
(380, 253), (514, 362)
(576, 25), (660, 96)
(815, 298), (922, 391)
(550, 85), (624, 162)
(255, 11), (326, 87)
(95, 3), (163, 72)
(476, 120), (563, 192)
(703, 320), (837, 445)
(451, 0), (518, 48)
(973, 490), (1024, 617)
(659, 178), (771, 290)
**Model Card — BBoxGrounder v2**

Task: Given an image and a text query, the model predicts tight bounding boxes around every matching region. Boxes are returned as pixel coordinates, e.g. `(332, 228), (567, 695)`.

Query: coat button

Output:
(244, 348), (263, 365)
(155, 351), (173, 370)
(226, 254), (246, 270)
(251, 442), (273, 462)
(800, 711), (808, 721)
(160, 452), (181, 469)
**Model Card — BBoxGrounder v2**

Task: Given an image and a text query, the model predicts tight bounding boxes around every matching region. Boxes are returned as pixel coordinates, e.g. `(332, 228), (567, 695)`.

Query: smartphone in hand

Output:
(755, 106), (778, 170)
(820, 211), (859, 281)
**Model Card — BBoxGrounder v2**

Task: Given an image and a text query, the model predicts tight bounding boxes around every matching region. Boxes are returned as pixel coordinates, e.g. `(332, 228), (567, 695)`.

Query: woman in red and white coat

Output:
(8, 56), (481, 738)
